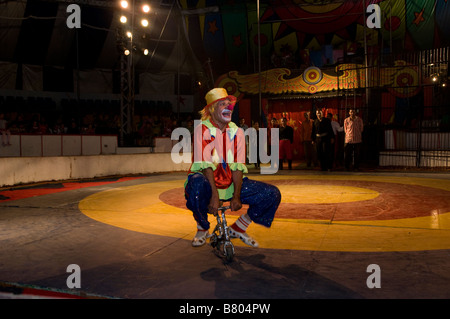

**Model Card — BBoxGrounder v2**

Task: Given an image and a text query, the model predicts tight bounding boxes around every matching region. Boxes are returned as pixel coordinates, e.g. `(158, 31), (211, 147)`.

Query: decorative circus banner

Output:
(216, 61), (421, 100)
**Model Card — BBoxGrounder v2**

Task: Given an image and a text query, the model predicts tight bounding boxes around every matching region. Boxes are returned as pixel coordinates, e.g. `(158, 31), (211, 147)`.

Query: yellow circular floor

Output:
(78, 174), (450, 252)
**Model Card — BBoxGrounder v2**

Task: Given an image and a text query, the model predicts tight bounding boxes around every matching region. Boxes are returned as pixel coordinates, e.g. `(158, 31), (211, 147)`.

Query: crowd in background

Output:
(0, 108), (197, 148)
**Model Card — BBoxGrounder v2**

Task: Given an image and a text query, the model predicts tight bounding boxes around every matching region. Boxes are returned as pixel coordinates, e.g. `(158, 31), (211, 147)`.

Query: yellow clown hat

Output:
(204, 88), (237, 110)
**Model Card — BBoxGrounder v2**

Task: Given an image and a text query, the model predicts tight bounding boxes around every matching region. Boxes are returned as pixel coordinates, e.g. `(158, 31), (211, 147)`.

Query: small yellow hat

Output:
(204, 88), (237, 109)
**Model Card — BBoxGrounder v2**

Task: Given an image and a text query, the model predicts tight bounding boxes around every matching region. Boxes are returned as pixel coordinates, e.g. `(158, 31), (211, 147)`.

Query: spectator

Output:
(39, 117), (49, 134)
(83, 123), (96, 134)
(268, 117), (279, 156)
(30, 120), (40, 134)
(311, 109), (334, 171)
(279, 117), (294, 170)
(344, 108), (364, 171)
(67, 120), (80, 134)
(300, 112), (316, 168)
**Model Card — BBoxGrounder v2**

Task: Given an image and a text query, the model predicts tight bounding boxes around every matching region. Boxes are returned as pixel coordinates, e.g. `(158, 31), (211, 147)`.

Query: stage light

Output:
(432, 75), (438, 82)
(141, 19), (149, 27)
(143, 49), (149, 55)
(120, 1), (128, 9)
(120, 15), (127, 23)
(124, 49), (130, 55)
(126, 31), (132, 38)
(142, 4), (150, 13)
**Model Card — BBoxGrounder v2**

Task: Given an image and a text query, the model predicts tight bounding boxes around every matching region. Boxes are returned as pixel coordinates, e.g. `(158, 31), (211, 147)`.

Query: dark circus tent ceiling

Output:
(0, 0), (201, 73)
(0, 0), (449, 93)
(182, 0), (450, 80)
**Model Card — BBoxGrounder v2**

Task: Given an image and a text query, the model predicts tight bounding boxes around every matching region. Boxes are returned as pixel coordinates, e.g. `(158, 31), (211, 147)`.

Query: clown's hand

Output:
(230, 196), (242, 212)
(208, 193), (220, 216)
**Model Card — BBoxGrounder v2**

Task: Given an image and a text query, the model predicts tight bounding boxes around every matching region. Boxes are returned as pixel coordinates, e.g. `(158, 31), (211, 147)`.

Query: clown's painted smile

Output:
(221, 108), (232, 121)
(211, 98), (234, 130)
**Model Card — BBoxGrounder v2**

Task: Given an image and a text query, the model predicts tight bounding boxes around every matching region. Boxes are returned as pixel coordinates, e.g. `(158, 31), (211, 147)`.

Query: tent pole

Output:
(257, 0), (262, 126)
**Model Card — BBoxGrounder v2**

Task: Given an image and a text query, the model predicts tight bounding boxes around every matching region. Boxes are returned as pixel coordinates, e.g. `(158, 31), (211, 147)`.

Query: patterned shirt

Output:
(344, 116), (364, 144)
(187, 118), (247, 200)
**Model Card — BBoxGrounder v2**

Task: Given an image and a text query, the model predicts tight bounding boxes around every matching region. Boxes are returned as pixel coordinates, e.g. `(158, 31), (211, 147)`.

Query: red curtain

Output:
(267, 99), (312, 160)
(238, 98), (251, 125)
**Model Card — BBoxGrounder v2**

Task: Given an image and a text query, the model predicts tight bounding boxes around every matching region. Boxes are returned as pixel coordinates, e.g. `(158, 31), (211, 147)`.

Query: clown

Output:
(185, 88), (281, 247)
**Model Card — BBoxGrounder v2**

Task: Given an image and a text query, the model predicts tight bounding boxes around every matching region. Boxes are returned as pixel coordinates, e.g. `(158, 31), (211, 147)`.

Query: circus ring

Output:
(79, 174), (450, 252)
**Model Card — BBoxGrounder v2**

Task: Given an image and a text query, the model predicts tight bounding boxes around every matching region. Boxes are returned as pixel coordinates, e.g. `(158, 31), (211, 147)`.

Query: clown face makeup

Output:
(211, 98), (234, 129)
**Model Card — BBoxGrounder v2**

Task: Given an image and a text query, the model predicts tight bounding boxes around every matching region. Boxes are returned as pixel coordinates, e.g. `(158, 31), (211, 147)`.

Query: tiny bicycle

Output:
(209, 205), (235, 262)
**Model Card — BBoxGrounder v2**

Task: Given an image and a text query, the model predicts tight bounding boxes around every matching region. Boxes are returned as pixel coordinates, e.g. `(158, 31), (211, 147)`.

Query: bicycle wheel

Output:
(224, 242), (234, 262)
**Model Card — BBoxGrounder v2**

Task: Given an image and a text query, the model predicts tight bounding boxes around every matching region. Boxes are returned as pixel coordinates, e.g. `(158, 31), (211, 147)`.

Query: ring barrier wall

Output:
(0, 134), (190, 187)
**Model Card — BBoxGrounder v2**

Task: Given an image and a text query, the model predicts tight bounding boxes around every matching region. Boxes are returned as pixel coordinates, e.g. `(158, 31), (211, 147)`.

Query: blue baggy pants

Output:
(185, 173), (281, 231)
